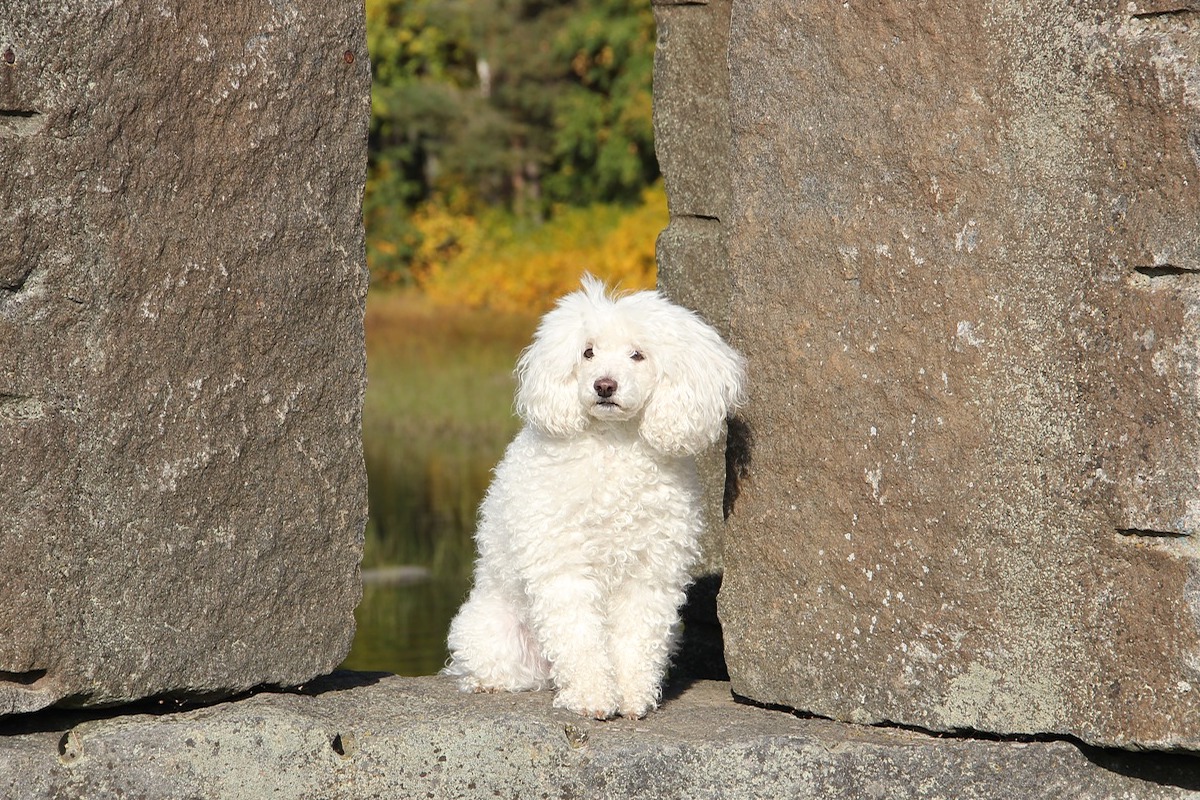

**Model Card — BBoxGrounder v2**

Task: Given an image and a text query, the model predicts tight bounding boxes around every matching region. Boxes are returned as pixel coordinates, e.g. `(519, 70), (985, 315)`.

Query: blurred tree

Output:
(364, 0), (660, 285)
(548, 0), (657, 204)
(365, 0), (480, 281)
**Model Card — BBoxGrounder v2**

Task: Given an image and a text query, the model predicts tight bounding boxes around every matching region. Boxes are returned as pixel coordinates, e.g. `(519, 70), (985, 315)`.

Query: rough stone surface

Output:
(653, 0), (736, 580)
(0, 2), (370, 714)
(2, 673), (1199, 799)
(707, 1), (1200, 749)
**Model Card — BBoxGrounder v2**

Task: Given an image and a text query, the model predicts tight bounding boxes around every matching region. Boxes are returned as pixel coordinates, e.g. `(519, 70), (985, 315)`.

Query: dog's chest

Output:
(545, 434), (696, 535)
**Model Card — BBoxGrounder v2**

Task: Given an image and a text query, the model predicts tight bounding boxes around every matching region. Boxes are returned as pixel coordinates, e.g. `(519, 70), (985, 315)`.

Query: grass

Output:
(361, 290), (538, 576)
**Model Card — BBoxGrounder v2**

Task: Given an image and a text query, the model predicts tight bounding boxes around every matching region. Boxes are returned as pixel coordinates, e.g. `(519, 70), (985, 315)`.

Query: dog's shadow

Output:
(664, 572), (729, 703)
(664, 415), (753, 701)
(722, 415), (752, 521)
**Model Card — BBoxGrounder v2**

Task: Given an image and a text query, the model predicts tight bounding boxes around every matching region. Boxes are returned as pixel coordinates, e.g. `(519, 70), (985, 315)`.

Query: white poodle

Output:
(442, 276), (746, 719)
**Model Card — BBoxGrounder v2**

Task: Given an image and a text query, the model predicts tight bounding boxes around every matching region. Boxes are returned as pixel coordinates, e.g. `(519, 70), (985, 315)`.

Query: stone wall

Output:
(0, 1), (370, 714)
(656, 0), (1200, 750)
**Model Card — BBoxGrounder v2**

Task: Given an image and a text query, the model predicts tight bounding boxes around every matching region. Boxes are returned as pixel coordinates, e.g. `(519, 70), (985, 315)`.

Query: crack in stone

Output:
(1130, 2), (1200, 18)
(1117, 527), (1192, 539)
(1134, 265), (1200, 279)
(0, 669), (47, 686)
(0, 108), (44, 138)
(0, 267), (35, 294)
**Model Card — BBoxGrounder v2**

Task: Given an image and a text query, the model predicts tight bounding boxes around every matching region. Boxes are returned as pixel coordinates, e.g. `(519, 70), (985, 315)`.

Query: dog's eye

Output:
(631, 351), (645, 362)
(583, 347), (594, 360)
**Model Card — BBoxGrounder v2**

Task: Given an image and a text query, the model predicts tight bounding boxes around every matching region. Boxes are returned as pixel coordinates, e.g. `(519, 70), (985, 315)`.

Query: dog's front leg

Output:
(608, 579), (686, 719)
(526, 572), (619, 719)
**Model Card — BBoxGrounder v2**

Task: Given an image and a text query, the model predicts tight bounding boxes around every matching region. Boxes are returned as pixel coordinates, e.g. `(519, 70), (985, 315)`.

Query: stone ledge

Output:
(2, 673), (1198, 799)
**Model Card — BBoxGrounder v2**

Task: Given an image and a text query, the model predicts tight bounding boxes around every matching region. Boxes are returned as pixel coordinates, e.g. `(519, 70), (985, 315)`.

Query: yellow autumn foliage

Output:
(412, 183), (665, 313)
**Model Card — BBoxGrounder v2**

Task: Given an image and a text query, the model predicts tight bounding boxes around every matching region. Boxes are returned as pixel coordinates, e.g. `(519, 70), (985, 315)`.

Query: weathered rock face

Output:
(657, 0), (1200, 749)
(0, 2), (369, 714)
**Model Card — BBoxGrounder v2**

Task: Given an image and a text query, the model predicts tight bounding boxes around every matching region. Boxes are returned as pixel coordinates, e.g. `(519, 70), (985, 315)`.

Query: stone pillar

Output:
(653, 0), (735, 578)
(657, 0), (1200, 749)
(0, 1), (369, 714)
(653, 0), (738, 681)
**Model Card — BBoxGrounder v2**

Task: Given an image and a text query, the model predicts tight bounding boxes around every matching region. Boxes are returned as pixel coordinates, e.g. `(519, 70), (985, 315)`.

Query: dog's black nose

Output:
(594, 378), (617, 398)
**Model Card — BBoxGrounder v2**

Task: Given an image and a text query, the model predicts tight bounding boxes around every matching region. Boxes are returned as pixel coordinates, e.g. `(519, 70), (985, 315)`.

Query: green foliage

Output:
(364, 0), (661, 286)
(365, 0), (482, 283)
(548, 0), (657, 203)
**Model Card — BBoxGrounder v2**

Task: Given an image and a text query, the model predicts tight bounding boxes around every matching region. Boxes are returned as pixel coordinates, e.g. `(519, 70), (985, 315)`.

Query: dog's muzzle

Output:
(594, 377), (618, 406)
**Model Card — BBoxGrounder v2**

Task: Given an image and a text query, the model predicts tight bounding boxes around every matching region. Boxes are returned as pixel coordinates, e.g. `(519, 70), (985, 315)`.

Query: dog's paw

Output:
(553, 686), (619, 720)
(454, 675), (500, 694)
(618, 694), (658, 720)
(618, 703), (654, 720)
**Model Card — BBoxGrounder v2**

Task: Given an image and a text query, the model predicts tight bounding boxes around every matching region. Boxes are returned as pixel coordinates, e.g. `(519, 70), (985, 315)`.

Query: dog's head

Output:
(515, 276), (746, 455)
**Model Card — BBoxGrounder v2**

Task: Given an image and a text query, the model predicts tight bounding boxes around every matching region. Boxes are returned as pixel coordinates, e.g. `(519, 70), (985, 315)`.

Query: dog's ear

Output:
(638, 302), (746, 456)
(515, 292), (592, 437)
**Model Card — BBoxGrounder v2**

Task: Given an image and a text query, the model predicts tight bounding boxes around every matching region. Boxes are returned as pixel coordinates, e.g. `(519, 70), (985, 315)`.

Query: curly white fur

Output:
(442, 276), (746, 719)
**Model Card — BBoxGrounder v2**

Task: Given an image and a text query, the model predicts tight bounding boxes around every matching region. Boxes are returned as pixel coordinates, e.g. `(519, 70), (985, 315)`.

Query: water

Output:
(340, 445), (491, 676)
(346, 568), (470, 677)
